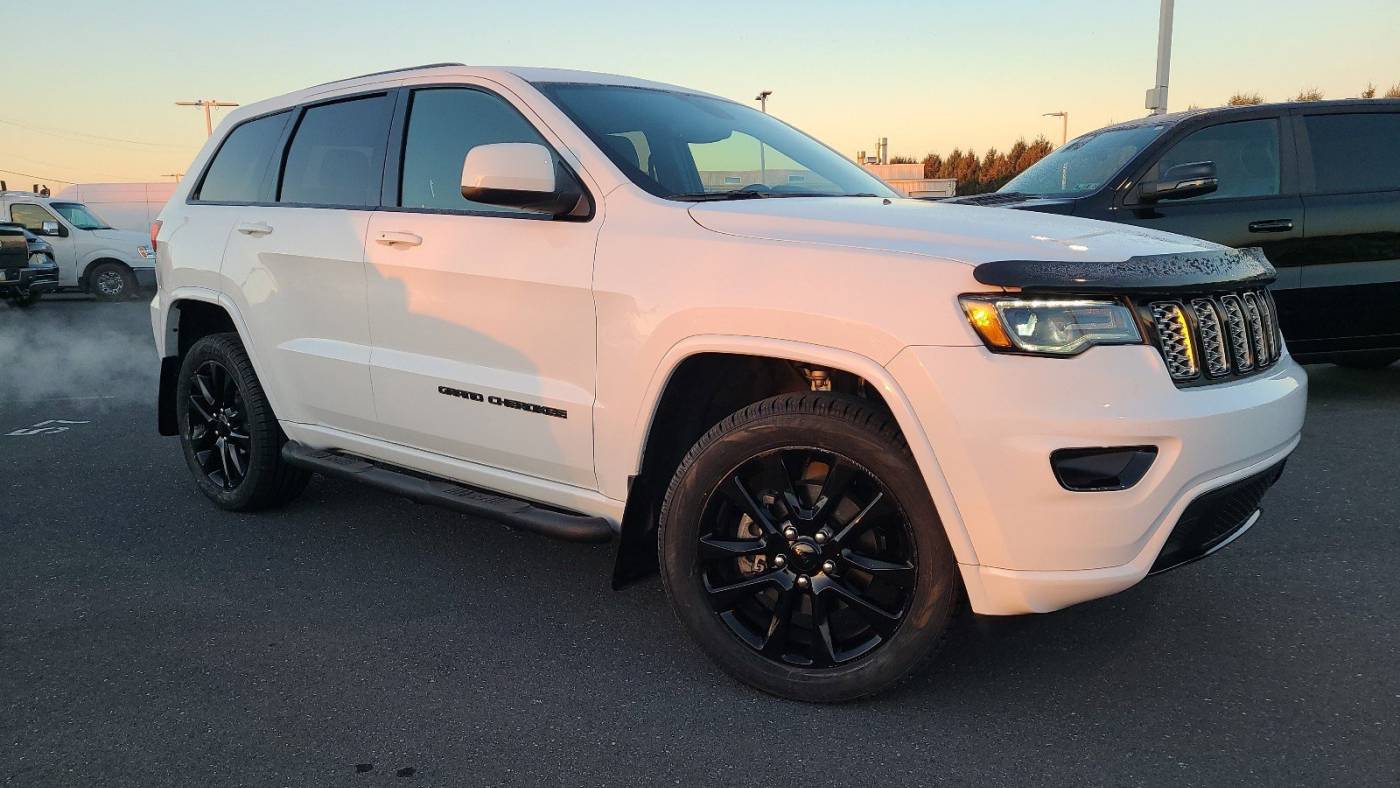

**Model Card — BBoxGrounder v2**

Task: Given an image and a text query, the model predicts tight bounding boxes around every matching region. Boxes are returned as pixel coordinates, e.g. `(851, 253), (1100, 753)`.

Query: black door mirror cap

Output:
(1139, 160), (1219, 203)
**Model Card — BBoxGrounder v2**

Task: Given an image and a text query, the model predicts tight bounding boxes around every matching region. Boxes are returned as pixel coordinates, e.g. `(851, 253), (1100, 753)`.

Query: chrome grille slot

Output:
(1149, 302), (1198, 380)
(1256, 290), (1280, 362)
(1190, 299), (1231, 377)
(1241, 292), (1269, 366)
(1218, 295), (1254, 372)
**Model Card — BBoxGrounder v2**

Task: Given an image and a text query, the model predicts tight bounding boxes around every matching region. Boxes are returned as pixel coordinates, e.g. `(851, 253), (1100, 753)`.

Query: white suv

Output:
(0, 191), (155, 299)
(151, 65), (1307, 701)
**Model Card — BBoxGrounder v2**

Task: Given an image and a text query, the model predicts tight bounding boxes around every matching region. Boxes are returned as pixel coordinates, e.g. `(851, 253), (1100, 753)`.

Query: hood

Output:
(687, 197), (1217, 266)
(89, 228), (149, 246)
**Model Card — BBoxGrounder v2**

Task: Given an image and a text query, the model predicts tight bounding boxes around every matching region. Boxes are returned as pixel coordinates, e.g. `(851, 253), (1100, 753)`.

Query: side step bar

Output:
(281, 442), (614, 544)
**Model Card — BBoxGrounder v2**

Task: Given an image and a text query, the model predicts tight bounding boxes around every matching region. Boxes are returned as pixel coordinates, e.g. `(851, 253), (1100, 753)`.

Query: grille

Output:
(1146, 288), (1280, 385)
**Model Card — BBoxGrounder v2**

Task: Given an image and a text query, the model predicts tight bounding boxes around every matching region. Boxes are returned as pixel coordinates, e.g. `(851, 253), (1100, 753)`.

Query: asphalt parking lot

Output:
(2, 297), (1397, 787)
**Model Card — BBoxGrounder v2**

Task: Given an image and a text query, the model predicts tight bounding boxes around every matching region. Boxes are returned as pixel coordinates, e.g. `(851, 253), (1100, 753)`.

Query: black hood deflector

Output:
(973, 247), (1276, 294)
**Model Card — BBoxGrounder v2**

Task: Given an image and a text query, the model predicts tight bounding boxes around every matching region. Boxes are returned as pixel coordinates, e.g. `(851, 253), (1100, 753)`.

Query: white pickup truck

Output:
(150, 64), (1307, 701)
(0, 191), (155, 299)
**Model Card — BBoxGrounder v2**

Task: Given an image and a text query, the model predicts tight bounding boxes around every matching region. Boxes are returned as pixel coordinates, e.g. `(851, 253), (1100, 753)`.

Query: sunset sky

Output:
(4, 0), (1398, 187)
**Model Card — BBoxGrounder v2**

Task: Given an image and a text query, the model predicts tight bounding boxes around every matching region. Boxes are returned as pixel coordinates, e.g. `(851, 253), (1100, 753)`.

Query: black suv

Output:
(0, 221), (59, 306)
(948, 100), (1400, 367)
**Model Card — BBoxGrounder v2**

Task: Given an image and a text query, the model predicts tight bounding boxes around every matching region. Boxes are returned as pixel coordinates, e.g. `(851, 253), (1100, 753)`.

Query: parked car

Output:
(946, 99), (1400, 368)
(0, 221), (59, 306)
(151, 65), (1307, 701)
(0, 191), (156, 300)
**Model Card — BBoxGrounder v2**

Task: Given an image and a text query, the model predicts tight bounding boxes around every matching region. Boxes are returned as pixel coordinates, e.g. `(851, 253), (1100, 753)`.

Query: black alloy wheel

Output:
(660, 393), (958, 702)
(699, 447), (916, 668)
(186, 359), (251, 490)
(176, 333), (309, 511)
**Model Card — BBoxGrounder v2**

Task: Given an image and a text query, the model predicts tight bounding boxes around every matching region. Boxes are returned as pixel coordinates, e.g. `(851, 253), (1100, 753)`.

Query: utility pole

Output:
(754, 90), (772, 184)
(162, 173), (184, 182)
(1043, 111), (1068, 146)
(175, 99), (240, 137)
(1145, 0), (1174, 114)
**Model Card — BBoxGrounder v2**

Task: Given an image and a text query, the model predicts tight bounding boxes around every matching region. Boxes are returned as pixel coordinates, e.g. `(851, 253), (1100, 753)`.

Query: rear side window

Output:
(399, 88), (552, 212)
(196, 111), (290, 203)
(280, 94), (393, 207)
(1153, 119), (1280, 201)
(1304, 113), (1400, 194)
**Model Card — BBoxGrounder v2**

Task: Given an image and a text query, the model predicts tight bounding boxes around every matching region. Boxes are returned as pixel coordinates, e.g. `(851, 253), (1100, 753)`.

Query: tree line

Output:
(1228, 81), (1400, 105)
(889, 136), (1055, 195)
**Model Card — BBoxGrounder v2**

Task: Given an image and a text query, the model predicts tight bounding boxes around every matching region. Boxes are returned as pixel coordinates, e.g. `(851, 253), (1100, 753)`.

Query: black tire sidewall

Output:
(659, 397), (958, 702)
(176, 334), (284, 510)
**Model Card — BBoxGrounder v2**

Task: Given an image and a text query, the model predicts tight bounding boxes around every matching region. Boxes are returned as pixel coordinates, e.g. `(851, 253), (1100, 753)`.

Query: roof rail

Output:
(309, 63), (466, 90)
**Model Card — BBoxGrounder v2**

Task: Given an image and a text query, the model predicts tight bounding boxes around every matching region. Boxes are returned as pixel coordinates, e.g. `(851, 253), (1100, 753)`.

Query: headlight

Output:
(28, 253), (52, 267)
(960, 295), (1142, 356)
(137, 245), (155, 259)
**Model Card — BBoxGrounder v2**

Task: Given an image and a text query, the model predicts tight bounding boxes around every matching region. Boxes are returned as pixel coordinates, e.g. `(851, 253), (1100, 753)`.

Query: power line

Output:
(0, 117), (193, 149)
(0, 167), (75, 184)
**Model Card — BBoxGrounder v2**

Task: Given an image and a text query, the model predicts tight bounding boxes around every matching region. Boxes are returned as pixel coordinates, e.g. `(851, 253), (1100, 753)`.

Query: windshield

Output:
(50, 202), (112, 230)
(1001, 124), (1169, 197)
(538, 83), (897, 201)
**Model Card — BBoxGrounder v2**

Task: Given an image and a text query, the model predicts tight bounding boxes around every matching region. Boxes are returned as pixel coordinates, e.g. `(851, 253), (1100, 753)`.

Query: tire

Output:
(658, 392), (958, 702)
(176, 333), (310, 511)
(1333, 352), (1399, 370)
(13, 292), (41, 308)
(87, 261), (135, 301)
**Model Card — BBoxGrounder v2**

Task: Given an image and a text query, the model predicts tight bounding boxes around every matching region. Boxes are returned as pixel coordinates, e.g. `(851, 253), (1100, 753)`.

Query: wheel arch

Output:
(611, 336), (977, 588)
(157, 293), (262, 436)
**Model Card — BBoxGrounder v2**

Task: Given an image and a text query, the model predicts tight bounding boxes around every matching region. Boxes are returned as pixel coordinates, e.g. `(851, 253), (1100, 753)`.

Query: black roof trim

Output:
(973, 247), (1277, 293)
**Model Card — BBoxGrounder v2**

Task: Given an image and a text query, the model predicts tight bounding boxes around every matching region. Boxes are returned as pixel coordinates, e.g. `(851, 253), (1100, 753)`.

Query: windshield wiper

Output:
(672, 191), (886, 202)
(670, 191), (769, 202)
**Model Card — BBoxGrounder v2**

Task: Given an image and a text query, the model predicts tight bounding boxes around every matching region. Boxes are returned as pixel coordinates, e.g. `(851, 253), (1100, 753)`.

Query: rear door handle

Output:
(235, 221), (273, 236)
(375, 231), (423, 248)
(1248, 219), (1293, 233)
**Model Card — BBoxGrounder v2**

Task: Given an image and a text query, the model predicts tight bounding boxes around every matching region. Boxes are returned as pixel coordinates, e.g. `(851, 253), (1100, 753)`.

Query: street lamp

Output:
(1043, 111), (1068, 146)
(755, 90), (772, 113)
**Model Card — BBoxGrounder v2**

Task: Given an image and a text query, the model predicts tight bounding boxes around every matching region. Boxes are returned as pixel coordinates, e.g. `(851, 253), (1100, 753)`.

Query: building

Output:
(52, 182), (178, 232)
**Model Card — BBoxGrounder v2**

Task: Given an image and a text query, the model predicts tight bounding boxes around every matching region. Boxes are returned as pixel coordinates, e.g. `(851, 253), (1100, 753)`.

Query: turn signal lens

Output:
(961, 300), (1012, 348)
(959, 295), (1142, 356)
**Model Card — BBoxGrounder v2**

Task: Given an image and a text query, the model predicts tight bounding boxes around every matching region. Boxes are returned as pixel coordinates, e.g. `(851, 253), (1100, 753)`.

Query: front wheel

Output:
(12, 291), (41, 307)
(176, 333), (310, 511)
(659, 393), (958, 702)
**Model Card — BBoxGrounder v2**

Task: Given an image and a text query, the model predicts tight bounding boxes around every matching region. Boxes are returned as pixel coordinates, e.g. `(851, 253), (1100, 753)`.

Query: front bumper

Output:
(888, 344), (1307, 615)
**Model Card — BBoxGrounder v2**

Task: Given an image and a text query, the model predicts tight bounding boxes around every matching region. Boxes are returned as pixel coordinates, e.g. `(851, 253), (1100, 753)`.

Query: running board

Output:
(280, 442), (614, 544)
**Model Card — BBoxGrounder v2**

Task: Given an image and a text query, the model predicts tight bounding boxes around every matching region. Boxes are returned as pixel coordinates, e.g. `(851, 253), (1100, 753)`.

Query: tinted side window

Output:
(196, 111), (290, 203)
(280, 95), (393, 207)
(1154, 118), (1280, 201)
(8, 203), (58, 231)
(1304, 113), (1400, 194)
(399, 88), (552, 212)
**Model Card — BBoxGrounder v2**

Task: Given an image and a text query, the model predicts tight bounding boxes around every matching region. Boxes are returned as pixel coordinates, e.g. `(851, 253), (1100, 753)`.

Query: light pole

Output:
(1043, 111), (1068, 146)
(175, 99), (240, 137)
(754, 90), (772, 184)
(1145, 0), (1174, 114)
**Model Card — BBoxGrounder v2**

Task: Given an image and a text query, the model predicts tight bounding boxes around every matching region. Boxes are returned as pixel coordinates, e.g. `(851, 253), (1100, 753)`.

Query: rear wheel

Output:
(659, 393), (958, 702)
(176, 333), (309, 510)
(88, 261), (135, 301)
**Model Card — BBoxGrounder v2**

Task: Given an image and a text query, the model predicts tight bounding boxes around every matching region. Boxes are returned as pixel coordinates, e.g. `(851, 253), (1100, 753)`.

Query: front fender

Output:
(608, 334), (979, 568)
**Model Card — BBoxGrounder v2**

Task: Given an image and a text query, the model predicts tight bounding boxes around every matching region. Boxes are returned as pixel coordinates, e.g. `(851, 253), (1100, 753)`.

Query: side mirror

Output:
(40, 220), (61, 236)
(461, 142), (582, 216)
(1140, 161), (1218, 202)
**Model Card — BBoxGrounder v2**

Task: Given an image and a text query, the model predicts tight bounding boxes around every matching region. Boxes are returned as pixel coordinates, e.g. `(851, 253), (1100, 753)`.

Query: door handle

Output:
(1248, 219), (1293, 233)
(235, 221), (273, 236)
(375, 231), (423, 248)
